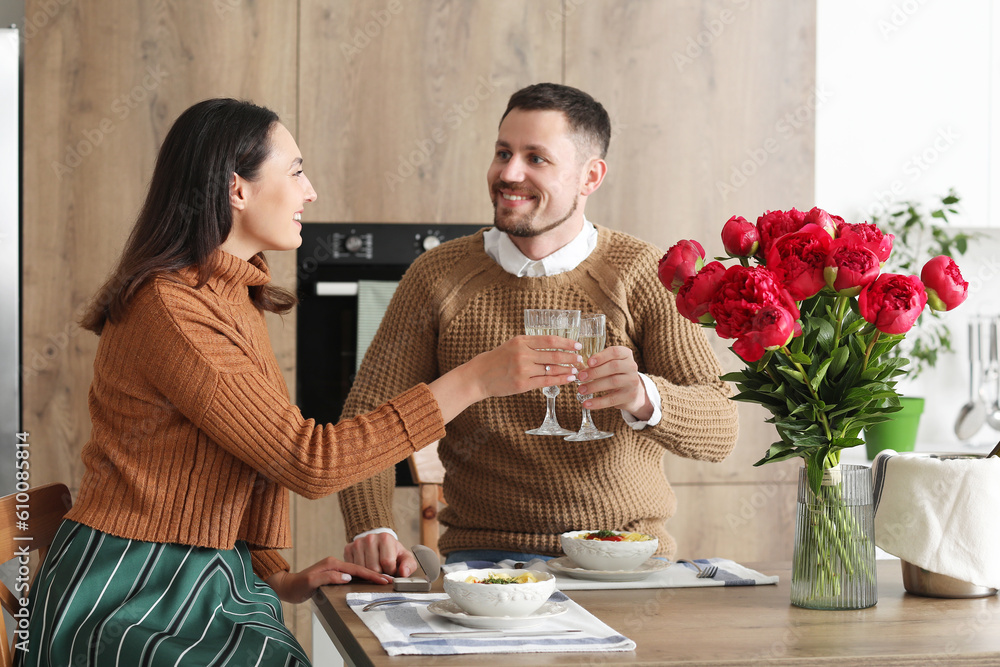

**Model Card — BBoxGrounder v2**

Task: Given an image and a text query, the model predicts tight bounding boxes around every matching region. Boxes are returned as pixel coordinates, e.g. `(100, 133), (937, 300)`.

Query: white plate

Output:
(426, 599), (567, 629)
(547, 555), (671, 581)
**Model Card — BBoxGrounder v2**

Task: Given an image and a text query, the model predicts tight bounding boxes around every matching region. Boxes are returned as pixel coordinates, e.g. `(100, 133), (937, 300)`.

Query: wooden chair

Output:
(408, 442), (446, 556)
(0, 483), (72, 667)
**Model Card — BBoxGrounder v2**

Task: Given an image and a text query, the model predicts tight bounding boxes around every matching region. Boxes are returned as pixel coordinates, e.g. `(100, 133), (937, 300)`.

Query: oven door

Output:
(296, 268), (415, 485)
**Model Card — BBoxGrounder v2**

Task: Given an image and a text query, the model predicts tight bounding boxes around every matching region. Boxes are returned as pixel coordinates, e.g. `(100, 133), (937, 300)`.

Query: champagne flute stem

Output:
(578, 394), (597, 429)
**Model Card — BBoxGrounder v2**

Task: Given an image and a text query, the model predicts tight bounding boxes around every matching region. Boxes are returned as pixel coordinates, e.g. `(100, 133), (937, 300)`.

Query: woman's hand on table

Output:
(266, 556), (393, 603)
(344, 532), (418, 577)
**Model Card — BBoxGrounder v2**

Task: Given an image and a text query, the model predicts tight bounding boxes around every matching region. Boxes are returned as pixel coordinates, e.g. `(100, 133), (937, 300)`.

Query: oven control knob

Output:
(344, 235), (364, 253)
(422, 234), (442, 251)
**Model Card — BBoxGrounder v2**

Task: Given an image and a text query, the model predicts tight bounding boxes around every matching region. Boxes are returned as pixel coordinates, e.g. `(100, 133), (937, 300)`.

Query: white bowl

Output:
(442, 569), (556, 617)
(559, 530), (658, 571)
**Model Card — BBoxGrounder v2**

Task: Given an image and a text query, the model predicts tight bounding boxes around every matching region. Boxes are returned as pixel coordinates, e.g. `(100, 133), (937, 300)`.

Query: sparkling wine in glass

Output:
(565, 313), (615, 441)
(524, 309), (581, 436)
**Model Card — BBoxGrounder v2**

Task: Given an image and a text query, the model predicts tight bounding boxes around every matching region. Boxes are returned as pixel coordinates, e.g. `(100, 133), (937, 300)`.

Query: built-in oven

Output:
(295, 223), (484, 485)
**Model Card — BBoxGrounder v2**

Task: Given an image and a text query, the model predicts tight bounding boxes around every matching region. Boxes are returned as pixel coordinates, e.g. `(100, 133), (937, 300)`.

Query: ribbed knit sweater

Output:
(339, 226), (739, 558)
(66, 251), (445, 579)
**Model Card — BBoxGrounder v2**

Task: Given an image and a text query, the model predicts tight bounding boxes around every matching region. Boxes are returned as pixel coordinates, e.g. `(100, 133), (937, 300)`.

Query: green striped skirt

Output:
(15, 520), (310, 667)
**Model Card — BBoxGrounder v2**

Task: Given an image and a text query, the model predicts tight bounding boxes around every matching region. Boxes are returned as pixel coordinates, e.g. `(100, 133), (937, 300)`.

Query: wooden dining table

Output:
(312, 559), (1000, 666)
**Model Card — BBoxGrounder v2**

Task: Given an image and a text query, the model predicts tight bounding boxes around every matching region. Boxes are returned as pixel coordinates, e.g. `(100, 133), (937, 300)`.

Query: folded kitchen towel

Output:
(442, 557), (779, 590)
(873, 451), (1000, 589)
(347, 591), (635, 656)
(356, 280), (398, 371)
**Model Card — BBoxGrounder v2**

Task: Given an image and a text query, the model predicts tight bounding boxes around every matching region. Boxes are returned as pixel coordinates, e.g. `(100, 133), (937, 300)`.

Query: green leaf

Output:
(788, 352), (812, 365)
(828, 345), (850, 378)
(776, 367), (806, 384)
(809, 357), (833, 392)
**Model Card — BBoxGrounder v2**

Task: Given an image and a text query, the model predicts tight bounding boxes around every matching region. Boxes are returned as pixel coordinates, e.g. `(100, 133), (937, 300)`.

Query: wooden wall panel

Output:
(297, 0), (563, 223)
(22, 0), (298, 634)
(565, 0), (816, 557)
(291, 0), (562, 649)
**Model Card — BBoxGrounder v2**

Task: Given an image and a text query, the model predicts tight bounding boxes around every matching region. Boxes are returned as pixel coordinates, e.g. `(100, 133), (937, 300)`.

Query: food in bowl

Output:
(464, 571), (540, 584)
(560, 529), (659, 570)
(443, 568), (556, 617)
(575, 530), (654, 542)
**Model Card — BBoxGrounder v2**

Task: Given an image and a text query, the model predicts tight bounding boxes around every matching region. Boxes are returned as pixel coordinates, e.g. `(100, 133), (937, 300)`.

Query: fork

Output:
(677, 559), (718, 579)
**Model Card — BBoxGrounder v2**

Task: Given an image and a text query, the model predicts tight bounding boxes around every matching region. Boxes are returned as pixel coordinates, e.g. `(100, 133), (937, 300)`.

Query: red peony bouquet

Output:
(659, 207), (968, 495)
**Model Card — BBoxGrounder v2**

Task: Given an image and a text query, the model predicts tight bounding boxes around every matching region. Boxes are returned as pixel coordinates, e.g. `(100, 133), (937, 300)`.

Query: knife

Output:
(410, 629), (582, 638)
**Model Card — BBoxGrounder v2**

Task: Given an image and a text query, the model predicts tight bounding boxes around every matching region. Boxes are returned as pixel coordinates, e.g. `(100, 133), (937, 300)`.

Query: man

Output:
(339, 83), (738, 576)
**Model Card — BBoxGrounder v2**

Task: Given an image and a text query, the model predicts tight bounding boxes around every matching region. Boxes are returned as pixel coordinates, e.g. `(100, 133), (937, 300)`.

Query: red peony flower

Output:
(721, 215), (760, 257)
(803, 207), (838, 238)
(756, 208), (808, 257)
(823, 238), (881, 297)
(765, 224), (833, 300)
(921, 255), (968, 312)
(658, 240), (705, 294)
(858, 273), (928, 334)
(836, 222), (894, 264)
(709, 265), (800, 340)
(732, 305), (802, 362)
(676, 261), (727, 324)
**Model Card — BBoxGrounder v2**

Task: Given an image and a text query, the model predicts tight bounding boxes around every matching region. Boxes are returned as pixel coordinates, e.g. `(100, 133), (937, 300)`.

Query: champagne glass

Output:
(524, 309), (581, 436)
(565, 313), (615, 441)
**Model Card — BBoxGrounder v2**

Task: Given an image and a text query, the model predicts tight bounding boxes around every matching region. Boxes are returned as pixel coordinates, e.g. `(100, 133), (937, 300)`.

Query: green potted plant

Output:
(863, 189), (976, 458)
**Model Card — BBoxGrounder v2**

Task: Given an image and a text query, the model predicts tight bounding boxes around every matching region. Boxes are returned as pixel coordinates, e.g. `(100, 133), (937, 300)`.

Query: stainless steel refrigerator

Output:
(1, 27), (20, 495)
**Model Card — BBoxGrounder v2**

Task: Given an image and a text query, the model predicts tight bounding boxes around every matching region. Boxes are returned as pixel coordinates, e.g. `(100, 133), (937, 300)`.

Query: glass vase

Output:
(790, 464), (877, 610)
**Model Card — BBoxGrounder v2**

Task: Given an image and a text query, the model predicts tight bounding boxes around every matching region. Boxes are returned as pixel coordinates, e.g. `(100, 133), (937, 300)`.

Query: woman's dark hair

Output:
(500, 83), (612, 159)
(80, 98), (297, 334)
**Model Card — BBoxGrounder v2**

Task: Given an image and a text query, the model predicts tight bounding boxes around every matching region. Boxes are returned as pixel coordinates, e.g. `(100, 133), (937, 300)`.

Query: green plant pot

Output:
(864, 397), (925, 459)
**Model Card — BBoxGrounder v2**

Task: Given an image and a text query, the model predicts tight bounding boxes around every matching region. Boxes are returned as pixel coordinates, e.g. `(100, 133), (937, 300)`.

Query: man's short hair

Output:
(500, 83), (611, 159)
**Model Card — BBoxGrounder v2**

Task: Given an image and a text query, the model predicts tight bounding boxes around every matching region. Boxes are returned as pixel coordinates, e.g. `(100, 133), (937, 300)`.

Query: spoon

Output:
(955, 320), (988, 440)
(987, 320), (1000, 430)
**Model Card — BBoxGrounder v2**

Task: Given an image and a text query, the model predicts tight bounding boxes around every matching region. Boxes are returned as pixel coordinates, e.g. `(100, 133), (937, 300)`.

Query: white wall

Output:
(816, 0), (997, 227)
(817, 0), (1000, 453)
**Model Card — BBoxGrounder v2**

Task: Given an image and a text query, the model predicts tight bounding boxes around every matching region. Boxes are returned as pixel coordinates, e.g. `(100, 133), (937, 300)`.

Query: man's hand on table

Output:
(344, 532), (418, 578)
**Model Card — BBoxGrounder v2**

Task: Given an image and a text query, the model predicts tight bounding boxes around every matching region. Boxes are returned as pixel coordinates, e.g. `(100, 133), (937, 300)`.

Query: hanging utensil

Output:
(955, 319), (988, 440)
(988, 319), (1000, 430)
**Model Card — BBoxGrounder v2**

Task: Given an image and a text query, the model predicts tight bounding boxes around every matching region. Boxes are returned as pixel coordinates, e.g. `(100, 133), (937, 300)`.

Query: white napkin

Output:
(347, 591), (635, 656)
(442, 557), (779, 590)
(873, 451), (1000, 588)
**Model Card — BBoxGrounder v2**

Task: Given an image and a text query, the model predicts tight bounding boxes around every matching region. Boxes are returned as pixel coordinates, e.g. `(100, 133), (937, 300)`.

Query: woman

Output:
(16, 98), (579, 666)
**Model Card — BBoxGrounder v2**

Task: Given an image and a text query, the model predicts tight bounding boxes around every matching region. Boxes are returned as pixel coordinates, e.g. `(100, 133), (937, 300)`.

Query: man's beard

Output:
(491, 183), (578, 238)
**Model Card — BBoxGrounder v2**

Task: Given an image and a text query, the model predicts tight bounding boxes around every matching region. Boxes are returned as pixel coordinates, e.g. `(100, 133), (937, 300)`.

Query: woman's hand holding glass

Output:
(523, 309), (582, 435)
(470, 333), (581, 399)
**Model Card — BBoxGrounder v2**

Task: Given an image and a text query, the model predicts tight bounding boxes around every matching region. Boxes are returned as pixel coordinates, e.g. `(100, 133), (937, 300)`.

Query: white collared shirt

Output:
(483, 219), (662, 430)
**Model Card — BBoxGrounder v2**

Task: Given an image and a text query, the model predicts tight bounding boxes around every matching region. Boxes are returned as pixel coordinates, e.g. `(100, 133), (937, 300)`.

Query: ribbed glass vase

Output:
(791, 464), (878, 610)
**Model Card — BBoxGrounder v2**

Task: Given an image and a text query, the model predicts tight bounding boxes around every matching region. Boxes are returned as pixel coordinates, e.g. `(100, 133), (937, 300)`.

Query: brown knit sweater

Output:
(66, 251), (445, 579)
(339, 226), (738, 558)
